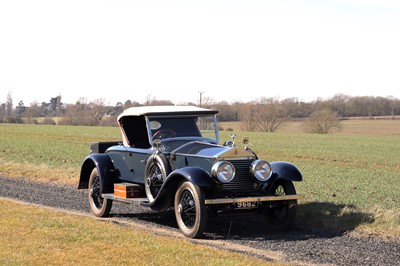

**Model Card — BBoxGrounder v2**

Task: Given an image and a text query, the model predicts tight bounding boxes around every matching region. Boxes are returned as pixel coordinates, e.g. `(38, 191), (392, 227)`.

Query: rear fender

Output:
(78, 154), (116, 194)
(142, 166), (215, 211)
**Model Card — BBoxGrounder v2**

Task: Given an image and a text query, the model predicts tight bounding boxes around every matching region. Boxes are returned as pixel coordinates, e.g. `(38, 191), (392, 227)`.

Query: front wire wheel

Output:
(174, 181), (208, 238)
(88, 168), (112, 217)
(265, 180), (297, 232)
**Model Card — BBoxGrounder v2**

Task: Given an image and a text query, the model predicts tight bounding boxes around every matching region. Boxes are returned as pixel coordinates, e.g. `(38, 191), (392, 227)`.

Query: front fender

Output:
(141, 166), (215, 211)
(168, 166), (215, 188)
(271, 161), (303, 182)
(78, 153), (116, 194)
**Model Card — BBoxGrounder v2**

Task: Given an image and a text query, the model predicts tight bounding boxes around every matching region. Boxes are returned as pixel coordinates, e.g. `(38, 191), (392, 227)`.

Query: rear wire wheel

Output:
(265, 179), (297, 232)
(174, 181), (208, 238)
(88, 168), (112, 217)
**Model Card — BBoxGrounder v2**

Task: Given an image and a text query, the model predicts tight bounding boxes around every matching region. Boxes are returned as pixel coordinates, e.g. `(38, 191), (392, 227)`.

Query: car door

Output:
(106, 147), (149, 184)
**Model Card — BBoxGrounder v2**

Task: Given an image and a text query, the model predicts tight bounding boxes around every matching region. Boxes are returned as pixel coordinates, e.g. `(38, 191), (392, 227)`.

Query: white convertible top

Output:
(117, 105), (218, 121)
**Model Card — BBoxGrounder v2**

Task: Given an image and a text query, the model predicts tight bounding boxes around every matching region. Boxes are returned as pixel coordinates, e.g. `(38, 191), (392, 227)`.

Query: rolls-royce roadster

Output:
(78, 105), (303, 238)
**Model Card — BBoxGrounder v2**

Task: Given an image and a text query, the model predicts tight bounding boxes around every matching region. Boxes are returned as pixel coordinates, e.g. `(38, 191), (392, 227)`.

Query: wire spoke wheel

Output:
(91, 175), (103, 208)
(266, 180), (297, 232)
(174, 181), (208, 238)
(88, 168), (112, 217)
(179, 189), (197, 228)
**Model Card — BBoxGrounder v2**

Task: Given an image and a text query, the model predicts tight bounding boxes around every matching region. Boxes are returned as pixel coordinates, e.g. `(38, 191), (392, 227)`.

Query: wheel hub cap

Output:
(178, 204), (183, 214)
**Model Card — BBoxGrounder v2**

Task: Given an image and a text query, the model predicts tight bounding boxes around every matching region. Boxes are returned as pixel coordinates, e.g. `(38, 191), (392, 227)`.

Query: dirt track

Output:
(0, 176), (399, 265)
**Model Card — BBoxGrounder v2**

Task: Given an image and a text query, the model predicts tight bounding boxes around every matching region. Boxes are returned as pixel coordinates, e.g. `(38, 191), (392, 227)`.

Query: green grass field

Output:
(0, 121), (399, 237)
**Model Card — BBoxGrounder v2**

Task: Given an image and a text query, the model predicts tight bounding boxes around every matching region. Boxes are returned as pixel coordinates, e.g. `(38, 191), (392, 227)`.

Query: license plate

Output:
(235, 201), (258, 209)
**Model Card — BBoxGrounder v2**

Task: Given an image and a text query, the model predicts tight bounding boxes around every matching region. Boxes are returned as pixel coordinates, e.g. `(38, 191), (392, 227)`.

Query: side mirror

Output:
(242, 137), (250, 150)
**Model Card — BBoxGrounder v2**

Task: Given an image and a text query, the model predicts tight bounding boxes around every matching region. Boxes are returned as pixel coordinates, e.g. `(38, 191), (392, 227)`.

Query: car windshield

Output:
(148, 115), (218, 142)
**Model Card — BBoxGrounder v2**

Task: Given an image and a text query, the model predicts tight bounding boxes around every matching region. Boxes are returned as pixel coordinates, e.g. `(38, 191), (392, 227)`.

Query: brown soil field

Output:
(219, 119), (400, 136)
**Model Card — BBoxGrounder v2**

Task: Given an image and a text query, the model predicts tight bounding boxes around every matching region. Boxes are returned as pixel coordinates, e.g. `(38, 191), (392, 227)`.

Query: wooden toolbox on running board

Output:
(114, 183), (141, 198)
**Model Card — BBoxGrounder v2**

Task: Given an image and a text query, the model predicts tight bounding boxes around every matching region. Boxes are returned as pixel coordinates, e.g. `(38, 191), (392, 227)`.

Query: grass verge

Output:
(0, 160), (78, 185)
(296, 202), (400, 240)
(0, 199), (280, 266)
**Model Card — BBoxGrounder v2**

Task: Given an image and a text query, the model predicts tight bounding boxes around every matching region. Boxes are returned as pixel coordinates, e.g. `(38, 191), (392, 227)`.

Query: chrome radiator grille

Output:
(222, 159), (255, 192)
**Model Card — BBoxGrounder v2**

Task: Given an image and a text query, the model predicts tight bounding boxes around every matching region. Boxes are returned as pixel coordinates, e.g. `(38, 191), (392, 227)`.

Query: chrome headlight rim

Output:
(250, 159), (272, 182)
(211, 161), (235, 183)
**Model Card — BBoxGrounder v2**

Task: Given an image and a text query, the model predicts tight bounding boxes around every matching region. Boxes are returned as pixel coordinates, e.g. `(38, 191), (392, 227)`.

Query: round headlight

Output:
(211, 161), (235, 183)
(250, 160), (272, 182)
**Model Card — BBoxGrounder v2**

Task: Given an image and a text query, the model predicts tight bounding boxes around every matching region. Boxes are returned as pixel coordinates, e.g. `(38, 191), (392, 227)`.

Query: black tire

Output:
(145, 154), (171, 203)
(174, 181), (208, 238)
(88, 168), (112, 217)
(265, 179), (297, 232)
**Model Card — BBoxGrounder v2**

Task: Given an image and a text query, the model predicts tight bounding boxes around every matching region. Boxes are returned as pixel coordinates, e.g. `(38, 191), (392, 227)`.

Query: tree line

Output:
(1, 92), (399, 133)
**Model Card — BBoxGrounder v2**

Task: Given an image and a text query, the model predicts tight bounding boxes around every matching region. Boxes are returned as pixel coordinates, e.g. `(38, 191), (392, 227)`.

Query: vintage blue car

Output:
(78, 106), (303, 238)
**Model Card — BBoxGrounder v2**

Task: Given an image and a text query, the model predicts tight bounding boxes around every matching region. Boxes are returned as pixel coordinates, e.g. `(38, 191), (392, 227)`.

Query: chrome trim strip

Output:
(204, 194), (304, 205)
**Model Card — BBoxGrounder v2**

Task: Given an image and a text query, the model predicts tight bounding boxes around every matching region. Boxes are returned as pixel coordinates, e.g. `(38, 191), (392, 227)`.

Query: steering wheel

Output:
(152, 129), (177, 139)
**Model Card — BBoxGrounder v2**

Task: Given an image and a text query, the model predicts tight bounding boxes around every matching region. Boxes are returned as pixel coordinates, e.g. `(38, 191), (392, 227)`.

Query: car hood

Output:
(171, 141), (255, 160)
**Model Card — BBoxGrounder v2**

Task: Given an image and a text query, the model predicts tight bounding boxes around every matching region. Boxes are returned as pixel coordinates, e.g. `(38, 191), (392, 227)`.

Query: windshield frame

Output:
(145, 113), (220, 144)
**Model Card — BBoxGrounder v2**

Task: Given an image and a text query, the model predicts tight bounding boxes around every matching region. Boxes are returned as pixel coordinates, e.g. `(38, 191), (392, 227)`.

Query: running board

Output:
(102, 193), (149, 204)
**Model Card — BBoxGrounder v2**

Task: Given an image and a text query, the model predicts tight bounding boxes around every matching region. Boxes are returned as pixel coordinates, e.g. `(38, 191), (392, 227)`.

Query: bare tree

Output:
(365, 96), (376, 118)
(304, 109), (342, 134)
(25, 101), (42, 123)
(330, 94), (350, 117)
(387, 96), (399, 119)
(16, 101), (26, 118)
(89, 98), (108, 125)
(144, 94), (174, 106)
(255, 97), (287, 132)
(144, 94), (157, 105)
(56, 95), (62, 116)
(123, 100), (140, 110)
(213, 101), (238, 121)
(239, 102), (257, 131)
(0, 103), (6, 122)
(59, 98), (93, 125)
(6, 91), (13, 117)
(59, 104), (77, 125)
(199, 95), (213, 109)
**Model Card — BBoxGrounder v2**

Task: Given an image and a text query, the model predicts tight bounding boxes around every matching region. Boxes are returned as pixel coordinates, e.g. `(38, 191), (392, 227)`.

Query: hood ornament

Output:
(229, 134), (236, 147)
(223, 134), (236, 148)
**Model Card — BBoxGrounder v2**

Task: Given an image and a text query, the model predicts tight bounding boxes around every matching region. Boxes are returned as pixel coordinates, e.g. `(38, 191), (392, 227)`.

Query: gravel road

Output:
(1, 176), (399, 265)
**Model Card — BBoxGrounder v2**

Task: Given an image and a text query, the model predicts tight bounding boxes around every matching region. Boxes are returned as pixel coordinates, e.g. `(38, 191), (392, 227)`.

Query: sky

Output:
(1, 0), (400, 106)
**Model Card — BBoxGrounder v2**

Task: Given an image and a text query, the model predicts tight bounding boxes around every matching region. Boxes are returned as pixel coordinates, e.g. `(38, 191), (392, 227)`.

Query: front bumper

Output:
(204, 194), (304, 205)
